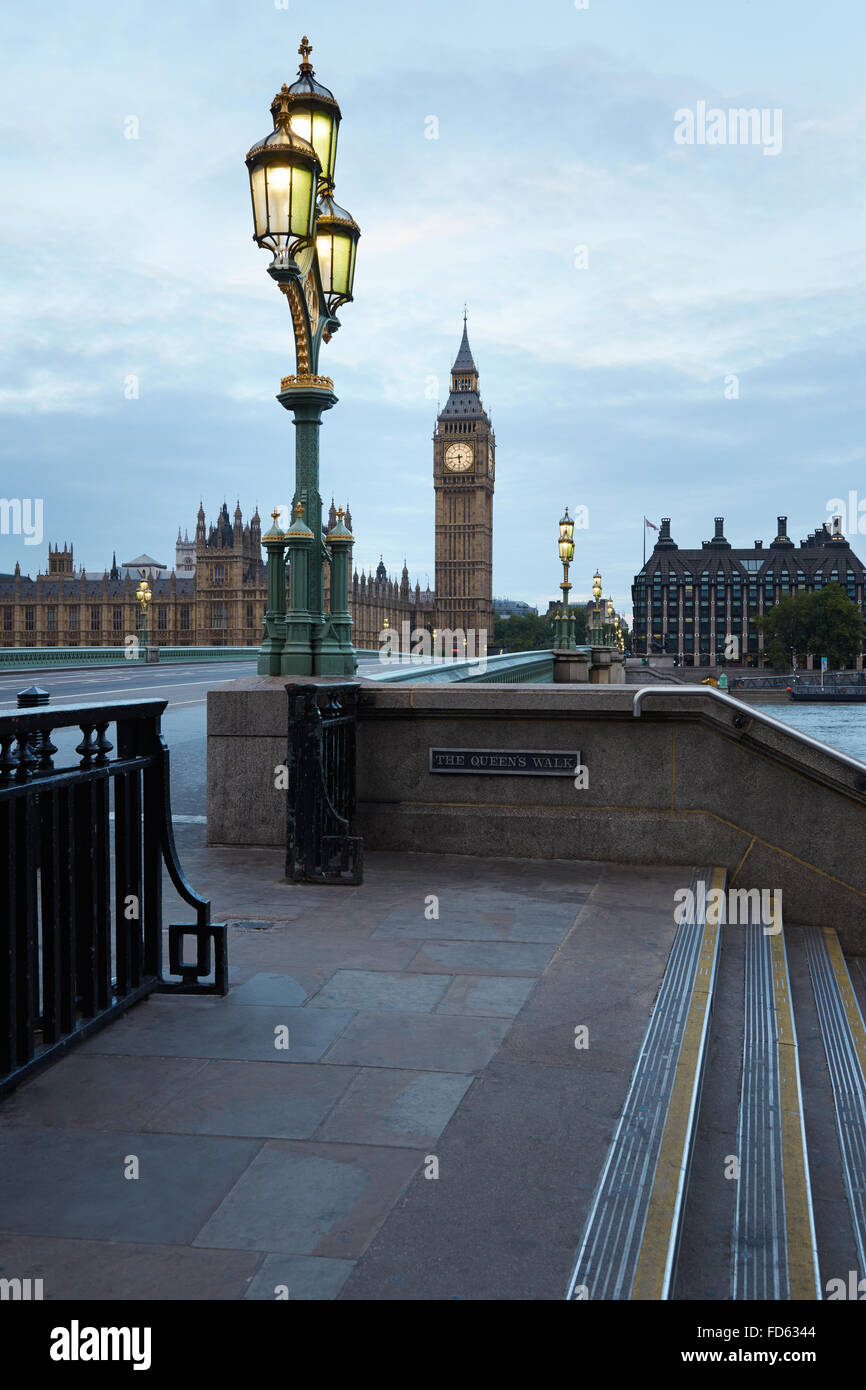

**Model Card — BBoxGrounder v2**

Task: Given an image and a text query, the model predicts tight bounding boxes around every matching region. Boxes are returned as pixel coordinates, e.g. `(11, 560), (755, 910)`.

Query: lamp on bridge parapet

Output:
(591, 569), (603, 645)
(136, 578), (152, 650)
(246, 35), (360, 678)
(554, 507), (577, 649)
(606, 598), (615, 647)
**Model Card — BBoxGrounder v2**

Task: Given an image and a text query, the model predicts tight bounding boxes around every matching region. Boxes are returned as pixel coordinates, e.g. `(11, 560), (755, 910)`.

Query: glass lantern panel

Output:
(250, 166), (269, 241)
(329, 230), (353, 296)
(317, 230), (334, 290)
(290, 164), (314, 236)
(312, 110), (337, 182)
(265, 164), (293, 237)
(290, 108), (337, 184)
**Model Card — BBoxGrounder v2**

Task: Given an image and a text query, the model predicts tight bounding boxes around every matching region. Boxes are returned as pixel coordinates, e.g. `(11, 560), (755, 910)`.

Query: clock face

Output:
(445, 442), (473, 472)
(487, 443), (495, 479)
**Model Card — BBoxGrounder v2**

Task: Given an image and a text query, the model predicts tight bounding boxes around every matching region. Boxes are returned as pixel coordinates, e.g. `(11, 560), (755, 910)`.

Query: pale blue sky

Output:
(1, 0), (864, 618)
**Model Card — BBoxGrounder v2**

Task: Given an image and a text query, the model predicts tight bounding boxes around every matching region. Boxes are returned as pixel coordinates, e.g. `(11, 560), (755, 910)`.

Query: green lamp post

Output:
(246, 36), (361, 676)
(606, 598), (615, 647)
(554, 507), (577, 649)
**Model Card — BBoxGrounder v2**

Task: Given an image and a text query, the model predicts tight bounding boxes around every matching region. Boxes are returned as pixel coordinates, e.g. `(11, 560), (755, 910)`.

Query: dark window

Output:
(91, 606), (101, 631)
(180, 606), (190, 631)
(3, 607), (11, 631)
(25, 607), (35, 632)
(246, 603), (254, 628)
(69, 606), (78, 630)
(46, 607), (56, 631)
(211, 602), (226, 630)
(158, 606), (167, 631)
(113, 606), (123, 631)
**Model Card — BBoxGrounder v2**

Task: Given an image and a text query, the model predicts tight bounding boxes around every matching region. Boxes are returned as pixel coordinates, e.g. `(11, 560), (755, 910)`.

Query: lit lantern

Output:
(558, 507), (575, 566)
(283, 36), (341, 191)
(316, 190), (360, 310)
(246, 87), (320, 261)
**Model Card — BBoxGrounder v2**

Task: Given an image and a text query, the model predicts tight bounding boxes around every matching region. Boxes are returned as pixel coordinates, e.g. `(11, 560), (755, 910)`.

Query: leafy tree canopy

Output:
(755, 582), (864, 671)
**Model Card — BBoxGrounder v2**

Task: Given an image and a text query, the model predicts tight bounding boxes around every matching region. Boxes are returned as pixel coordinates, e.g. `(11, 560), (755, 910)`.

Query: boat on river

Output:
(788, 673), (866, 702)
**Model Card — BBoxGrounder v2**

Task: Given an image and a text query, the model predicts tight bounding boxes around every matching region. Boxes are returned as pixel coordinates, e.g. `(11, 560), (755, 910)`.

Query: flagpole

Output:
(643, 517), (646, 569)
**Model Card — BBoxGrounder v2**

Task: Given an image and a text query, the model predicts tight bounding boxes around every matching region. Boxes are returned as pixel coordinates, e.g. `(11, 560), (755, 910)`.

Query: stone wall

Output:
(206, 680), (866, 949)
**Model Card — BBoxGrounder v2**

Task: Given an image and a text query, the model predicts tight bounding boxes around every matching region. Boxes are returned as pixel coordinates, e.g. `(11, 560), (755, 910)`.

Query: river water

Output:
(756, 701), (866, 765)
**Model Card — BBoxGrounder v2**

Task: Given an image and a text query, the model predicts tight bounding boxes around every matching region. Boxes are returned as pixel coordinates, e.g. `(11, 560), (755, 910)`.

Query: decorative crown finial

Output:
(271, 507), (281, 524)
(298, 35), (313, 69)
(294, 500), (304, 518)
(337, 506), (345, 522)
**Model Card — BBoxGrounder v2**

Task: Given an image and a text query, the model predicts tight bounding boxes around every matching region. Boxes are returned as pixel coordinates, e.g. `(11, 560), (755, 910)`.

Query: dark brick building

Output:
(632, 515), (866, 669)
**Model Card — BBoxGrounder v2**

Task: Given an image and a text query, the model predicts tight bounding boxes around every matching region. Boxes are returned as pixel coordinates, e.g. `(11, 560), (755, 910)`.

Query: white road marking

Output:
(0, 676), (240, 706)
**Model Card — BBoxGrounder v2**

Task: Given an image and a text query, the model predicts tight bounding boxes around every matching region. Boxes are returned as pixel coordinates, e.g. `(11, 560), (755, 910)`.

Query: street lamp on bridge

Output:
(246, 36), (361, 677)
(591, 570), (603, 645)
(136, 579), (152, 652)
(553, 507), (577, 649)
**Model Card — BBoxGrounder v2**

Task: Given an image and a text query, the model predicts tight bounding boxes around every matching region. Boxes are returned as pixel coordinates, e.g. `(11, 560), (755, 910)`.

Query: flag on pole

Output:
(644, 517), (658, 531)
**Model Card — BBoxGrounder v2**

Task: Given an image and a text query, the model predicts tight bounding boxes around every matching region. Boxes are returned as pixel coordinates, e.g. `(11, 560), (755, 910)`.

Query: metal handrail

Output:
(632, 684), (866, 776)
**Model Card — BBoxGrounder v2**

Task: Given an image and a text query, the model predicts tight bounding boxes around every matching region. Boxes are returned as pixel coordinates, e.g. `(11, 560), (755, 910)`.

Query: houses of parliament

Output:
(0, 324), (496, 652)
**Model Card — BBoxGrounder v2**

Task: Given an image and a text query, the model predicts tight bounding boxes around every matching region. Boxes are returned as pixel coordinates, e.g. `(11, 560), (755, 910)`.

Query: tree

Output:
(755, 583), (864, 671)
(809, 582), (865, 669)
(493, 607), (587, 652)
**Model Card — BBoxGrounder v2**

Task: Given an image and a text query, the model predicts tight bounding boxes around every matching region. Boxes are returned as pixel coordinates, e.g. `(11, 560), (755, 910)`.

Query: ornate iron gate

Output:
(0, 697), (227, 1097)
(285, 682), (363, 884)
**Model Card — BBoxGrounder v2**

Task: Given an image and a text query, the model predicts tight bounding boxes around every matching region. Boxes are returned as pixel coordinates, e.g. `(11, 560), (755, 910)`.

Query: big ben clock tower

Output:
(433, 315), (495, 641)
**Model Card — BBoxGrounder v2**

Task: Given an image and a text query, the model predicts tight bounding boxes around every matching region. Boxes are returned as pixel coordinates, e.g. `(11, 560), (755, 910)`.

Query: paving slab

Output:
(0, 1233), (262, 1301)
(242, 1253), (356, 1301)
(406, 940), (557, 976)
(0, 1055), (209, 1132)
(307, 969), (451, 1013)
(373, 897), (581, 943)
(315, 1069), (473, 1147)
(222, 972), (310, 1007)
(322, 1010), (511, 1072)
(80, 997), (356, 1063)
(435, 975), (537, 1018)
(142, 1060), (358, 1140)
(192, 1141), (421, 1258)
(0, 1130), (261, 1245)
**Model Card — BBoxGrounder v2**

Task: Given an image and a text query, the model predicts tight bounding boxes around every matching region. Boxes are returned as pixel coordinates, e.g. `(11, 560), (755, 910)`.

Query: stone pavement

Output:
(0, 828), (689, 1300)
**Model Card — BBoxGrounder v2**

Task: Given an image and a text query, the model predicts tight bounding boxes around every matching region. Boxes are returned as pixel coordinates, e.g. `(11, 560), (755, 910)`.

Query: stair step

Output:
(565, 867), (723, 1300)
(804, 926), (866, 1276)
(730, 919), (821, 1299)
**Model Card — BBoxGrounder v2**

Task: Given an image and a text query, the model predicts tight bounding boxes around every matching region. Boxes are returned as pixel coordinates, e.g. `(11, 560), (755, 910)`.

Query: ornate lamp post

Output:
(246, 36), (361, 676)
(554, 507), (576, 649)
(606, 598), (615, 646)
(591, 570), (603, 645)
(136, 578), (152, 651)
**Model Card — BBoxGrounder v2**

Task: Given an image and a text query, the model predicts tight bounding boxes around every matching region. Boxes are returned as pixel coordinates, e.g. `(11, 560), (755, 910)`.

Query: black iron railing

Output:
(0, 697), (226, 1097)
(285, 682), (363, 885)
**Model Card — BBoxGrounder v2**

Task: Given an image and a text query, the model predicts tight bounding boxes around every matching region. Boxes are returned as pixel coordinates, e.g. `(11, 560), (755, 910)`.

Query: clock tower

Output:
(433, 316), (495, 643)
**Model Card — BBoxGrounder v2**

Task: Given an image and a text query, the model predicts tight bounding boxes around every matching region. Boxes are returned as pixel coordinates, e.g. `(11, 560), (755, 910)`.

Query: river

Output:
(757, 701), (866, 765)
